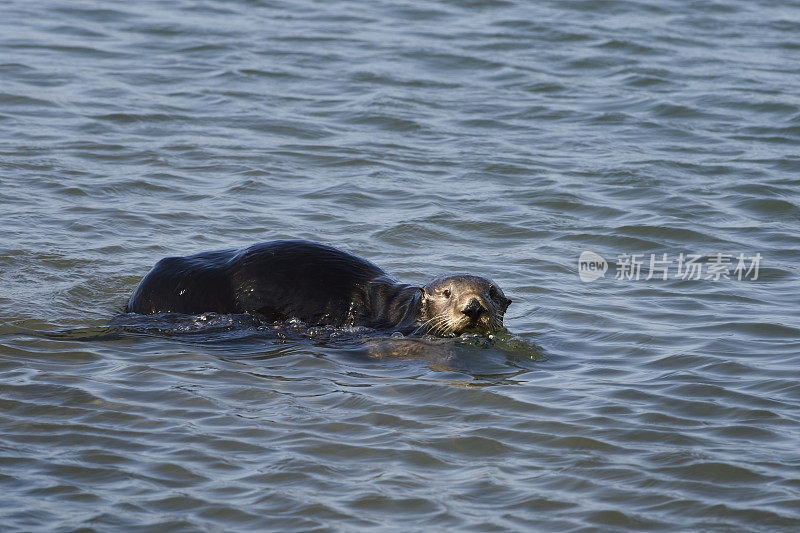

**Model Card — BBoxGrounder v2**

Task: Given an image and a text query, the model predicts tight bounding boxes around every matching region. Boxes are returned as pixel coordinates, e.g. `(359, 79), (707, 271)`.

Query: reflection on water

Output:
(39, 314), (543, 375)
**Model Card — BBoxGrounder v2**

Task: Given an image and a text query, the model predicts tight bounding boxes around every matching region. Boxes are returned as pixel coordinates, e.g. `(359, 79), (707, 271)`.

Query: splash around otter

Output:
(126, 240), (512, 337)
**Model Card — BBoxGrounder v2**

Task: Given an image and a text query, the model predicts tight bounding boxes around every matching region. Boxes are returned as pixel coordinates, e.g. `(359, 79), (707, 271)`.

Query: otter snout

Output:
(461, 297), (487, 322)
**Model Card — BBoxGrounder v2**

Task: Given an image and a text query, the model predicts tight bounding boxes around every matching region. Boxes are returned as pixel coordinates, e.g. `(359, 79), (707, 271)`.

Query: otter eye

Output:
(442, 289), (451, 298)
(489, 286), (498, 299)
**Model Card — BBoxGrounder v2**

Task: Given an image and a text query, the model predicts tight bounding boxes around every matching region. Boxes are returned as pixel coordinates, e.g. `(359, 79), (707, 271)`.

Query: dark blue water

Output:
(1, 0), (799, 530)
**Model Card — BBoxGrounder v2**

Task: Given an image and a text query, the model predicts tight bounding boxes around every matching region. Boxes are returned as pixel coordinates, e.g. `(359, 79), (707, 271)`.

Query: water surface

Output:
(1, 0), (799, 530)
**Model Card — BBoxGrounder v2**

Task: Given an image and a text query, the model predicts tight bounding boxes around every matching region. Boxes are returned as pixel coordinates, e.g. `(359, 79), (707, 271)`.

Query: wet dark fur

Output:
(126, 240), (510, 336)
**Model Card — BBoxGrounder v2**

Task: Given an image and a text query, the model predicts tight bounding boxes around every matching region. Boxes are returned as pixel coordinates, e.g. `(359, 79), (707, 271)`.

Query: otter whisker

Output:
(413, 312), (449, 336)
(440, 316), (457, 336)
(418, 312), (447, 330)
(431, 316), (450, 336)
(434, 316), (453, 336)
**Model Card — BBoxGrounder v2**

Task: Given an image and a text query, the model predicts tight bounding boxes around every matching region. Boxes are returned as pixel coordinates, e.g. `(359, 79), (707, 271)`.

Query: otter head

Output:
(419, 274), (511, 336)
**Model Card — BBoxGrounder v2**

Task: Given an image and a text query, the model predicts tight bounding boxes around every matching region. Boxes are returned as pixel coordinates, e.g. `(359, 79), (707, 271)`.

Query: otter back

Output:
(126, 240), (387, 326)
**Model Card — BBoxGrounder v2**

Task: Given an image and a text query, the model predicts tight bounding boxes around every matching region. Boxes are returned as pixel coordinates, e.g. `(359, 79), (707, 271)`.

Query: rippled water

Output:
(2, 0), (800, 530)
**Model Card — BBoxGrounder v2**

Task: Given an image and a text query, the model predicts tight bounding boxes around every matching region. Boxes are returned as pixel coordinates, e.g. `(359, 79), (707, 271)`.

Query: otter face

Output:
(420, 274), (512, 336)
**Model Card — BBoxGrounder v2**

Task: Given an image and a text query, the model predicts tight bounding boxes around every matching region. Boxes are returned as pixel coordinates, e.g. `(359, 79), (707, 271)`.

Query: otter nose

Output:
(462, 298), (486, 321)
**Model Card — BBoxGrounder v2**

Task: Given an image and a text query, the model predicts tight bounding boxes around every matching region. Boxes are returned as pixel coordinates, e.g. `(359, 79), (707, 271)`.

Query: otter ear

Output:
(418, 287), (427, 300)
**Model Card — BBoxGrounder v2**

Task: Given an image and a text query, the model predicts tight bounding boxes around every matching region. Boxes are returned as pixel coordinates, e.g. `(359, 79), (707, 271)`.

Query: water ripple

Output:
(1, 0), (800, 530)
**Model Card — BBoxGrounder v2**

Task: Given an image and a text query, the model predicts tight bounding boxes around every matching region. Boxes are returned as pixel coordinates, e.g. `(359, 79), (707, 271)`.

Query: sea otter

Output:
(126, 240), (511, 337)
